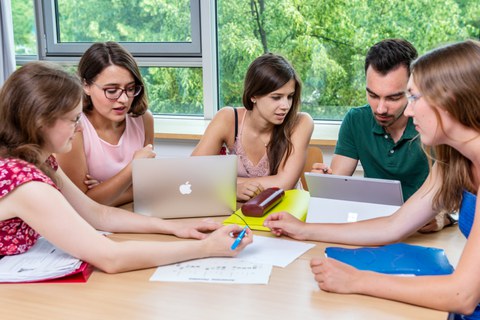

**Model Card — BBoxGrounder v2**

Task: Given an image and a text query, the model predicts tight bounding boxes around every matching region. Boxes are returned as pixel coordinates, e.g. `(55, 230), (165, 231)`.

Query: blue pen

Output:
(231, 226), (248, 250)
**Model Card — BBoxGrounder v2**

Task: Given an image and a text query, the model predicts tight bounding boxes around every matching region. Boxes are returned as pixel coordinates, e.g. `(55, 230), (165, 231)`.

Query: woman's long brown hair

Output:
(242, 53), (302, 175)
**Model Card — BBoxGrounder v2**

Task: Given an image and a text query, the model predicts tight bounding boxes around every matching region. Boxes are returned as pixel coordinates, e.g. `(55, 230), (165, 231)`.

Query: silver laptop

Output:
(132, 155), (237, 218)
(305, 172), (404, 223)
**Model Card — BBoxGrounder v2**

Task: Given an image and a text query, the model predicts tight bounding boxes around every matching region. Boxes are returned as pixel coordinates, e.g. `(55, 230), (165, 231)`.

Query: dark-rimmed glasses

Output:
(93, 82), (142, 101)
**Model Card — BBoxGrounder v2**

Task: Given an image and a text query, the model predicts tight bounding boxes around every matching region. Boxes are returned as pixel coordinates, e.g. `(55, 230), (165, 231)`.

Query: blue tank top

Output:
(453, 190), (480, 319)
(459, 190), (476, 238)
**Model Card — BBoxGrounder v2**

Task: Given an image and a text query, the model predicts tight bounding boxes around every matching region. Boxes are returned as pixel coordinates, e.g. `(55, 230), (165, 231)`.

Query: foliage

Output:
(11, 0), (36, 55)
(218, 0), (480, 119)
(11, 0), (480, 119)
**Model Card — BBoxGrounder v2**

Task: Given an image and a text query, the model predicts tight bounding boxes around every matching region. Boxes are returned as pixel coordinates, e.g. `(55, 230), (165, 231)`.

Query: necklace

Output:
(255, 129), (270, 148)
(248, 132), (269, 148)
(246, 110), (270, 148)
(260, 135), (269, 148)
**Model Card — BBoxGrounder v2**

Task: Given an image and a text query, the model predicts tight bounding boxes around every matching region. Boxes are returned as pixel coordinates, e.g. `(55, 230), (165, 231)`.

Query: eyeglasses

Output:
(406, 93), (423, 104)
(92, 82), (142, 101)
(72, 114), (81, 127)
(64, 114), (81, 128)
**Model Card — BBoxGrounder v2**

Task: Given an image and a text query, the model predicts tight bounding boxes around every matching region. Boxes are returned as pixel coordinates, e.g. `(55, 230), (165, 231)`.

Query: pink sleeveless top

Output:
(228, 110), (269, 178)
(0, 156), (59, 255)
(81, 113), (145, 182)
(227, 108), (303, 189)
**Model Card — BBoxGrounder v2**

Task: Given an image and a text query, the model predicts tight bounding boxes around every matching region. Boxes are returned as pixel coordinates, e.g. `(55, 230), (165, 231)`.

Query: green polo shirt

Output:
(335, 105), (429, 201)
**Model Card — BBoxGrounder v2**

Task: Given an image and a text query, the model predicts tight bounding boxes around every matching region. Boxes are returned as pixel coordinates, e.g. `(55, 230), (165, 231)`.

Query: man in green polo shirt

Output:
(312, 39), (453, 232)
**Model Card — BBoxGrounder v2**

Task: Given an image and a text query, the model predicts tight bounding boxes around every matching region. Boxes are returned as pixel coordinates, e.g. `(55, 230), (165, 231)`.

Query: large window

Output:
(11, 0), (480, 121)
(13, 0), (207, 117)
(216, 0), (480, 120)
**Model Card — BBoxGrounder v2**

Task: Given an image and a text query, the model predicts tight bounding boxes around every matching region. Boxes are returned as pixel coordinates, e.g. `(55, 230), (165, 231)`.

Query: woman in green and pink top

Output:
(57, 42), (155, 207)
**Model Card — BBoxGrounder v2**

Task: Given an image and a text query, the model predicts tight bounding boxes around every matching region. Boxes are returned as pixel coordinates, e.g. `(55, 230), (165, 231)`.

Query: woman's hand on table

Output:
(310, 257), (362, 294)
(168, 218), (222, 239)
(203, 224), (253, 257)
(263, 211), (308, 240)
(237, 181), (264, 201)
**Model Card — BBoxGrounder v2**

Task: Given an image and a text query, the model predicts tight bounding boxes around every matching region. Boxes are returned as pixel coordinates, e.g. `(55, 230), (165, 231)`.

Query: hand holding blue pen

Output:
(231, 226), (249, 250)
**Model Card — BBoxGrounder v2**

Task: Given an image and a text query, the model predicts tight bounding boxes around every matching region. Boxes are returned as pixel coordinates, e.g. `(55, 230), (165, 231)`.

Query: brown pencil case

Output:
(241, 187), (285, 217)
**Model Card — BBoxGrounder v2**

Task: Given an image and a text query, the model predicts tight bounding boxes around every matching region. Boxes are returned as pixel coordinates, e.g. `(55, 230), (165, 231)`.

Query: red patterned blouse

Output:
(0, 156), (59, 255)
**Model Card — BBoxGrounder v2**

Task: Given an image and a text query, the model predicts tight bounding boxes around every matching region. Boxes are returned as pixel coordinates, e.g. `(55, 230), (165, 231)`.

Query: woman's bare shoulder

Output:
(296, 111), (314, 122)
(294, 112), (314, 129)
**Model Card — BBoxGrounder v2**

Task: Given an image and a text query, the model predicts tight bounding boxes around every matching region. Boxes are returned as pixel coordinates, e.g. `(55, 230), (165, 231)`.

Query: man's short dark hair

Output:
(365, 39), (418, 76)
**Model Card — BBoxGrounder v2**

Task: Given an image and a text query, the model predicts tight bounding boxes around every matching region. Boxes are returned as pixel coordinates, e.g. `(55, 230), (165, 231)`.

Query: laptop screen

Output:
(132, 155), (237, 218)
(304, 173), (404, 223)
(305, 172), (404, 206)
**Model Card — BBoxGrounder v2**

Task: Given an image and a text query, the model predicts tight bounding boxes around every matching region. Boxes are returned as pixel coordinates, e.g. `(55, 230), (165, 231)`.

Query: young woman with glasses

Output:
(0, 61), (252, 273)
(56, 42), (155, 206)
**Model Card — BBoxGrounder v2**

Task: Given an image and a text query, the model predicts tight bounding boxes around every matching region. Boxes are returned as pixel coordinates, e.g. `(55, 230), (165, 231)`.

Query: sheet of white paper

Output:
(235, 236), (315, 268)
(150, 258), (272, 284)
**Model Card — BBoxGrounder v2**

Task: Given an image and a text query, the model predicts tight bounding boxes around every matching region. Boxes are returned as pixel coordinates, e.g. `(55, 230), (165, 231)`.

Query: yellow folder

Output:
(223, 189), (310, 231)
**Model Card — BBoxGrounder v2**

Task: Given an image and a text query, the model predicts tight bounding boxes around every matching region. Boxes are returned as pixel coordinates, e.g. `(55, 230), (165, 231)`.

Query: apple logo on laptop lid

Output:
(179, 181), (192, 195)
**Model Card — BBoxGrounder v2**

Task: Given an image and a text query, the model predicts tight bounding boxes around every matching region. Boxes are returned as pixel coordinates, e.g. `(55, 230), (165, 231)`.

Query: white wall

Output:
(154, 139), (197, 157)
(153, 139), (366, 176)
(154, 138), (336, 164)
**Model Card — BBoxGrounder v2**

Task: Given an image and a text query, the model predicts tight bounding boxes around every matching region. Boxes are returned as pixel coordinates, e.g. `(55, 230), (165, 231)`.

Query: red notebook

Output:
(28, 262), (93, 284)
(0, 262), (94, 284)
(0, 238), (94, 284)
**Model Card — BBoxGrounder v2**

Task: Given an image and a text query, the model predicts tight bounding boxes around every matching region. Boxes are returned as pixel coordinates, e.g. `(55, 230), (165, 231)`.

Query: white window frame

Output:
(33, 0), (218, 120)
(38, 0), (201, 57)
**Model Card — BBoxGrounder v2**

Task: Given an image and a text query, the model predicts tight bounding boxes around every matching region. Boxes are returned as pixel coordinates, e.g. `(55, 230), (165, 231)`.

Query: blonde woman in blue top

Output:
(265, 40), (480, 319)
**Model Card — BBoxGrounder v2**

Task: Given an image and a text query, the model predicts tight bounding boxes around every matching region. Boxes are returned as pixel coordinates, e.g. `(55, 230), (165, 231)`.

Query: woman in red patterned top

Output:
(0, 62), (252, 273)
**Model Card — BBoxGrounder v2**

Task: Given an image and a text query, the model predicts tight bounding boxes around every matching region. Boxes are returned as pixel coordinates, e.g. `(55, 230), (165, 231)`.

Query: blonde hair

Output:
(412, 40), (480, 211)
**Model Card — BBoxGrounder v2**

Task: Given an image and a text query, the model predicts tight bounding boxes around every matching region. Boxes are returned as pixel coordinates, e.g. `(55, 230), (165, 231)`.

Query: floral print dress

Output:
(0, 156), (59, 255)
